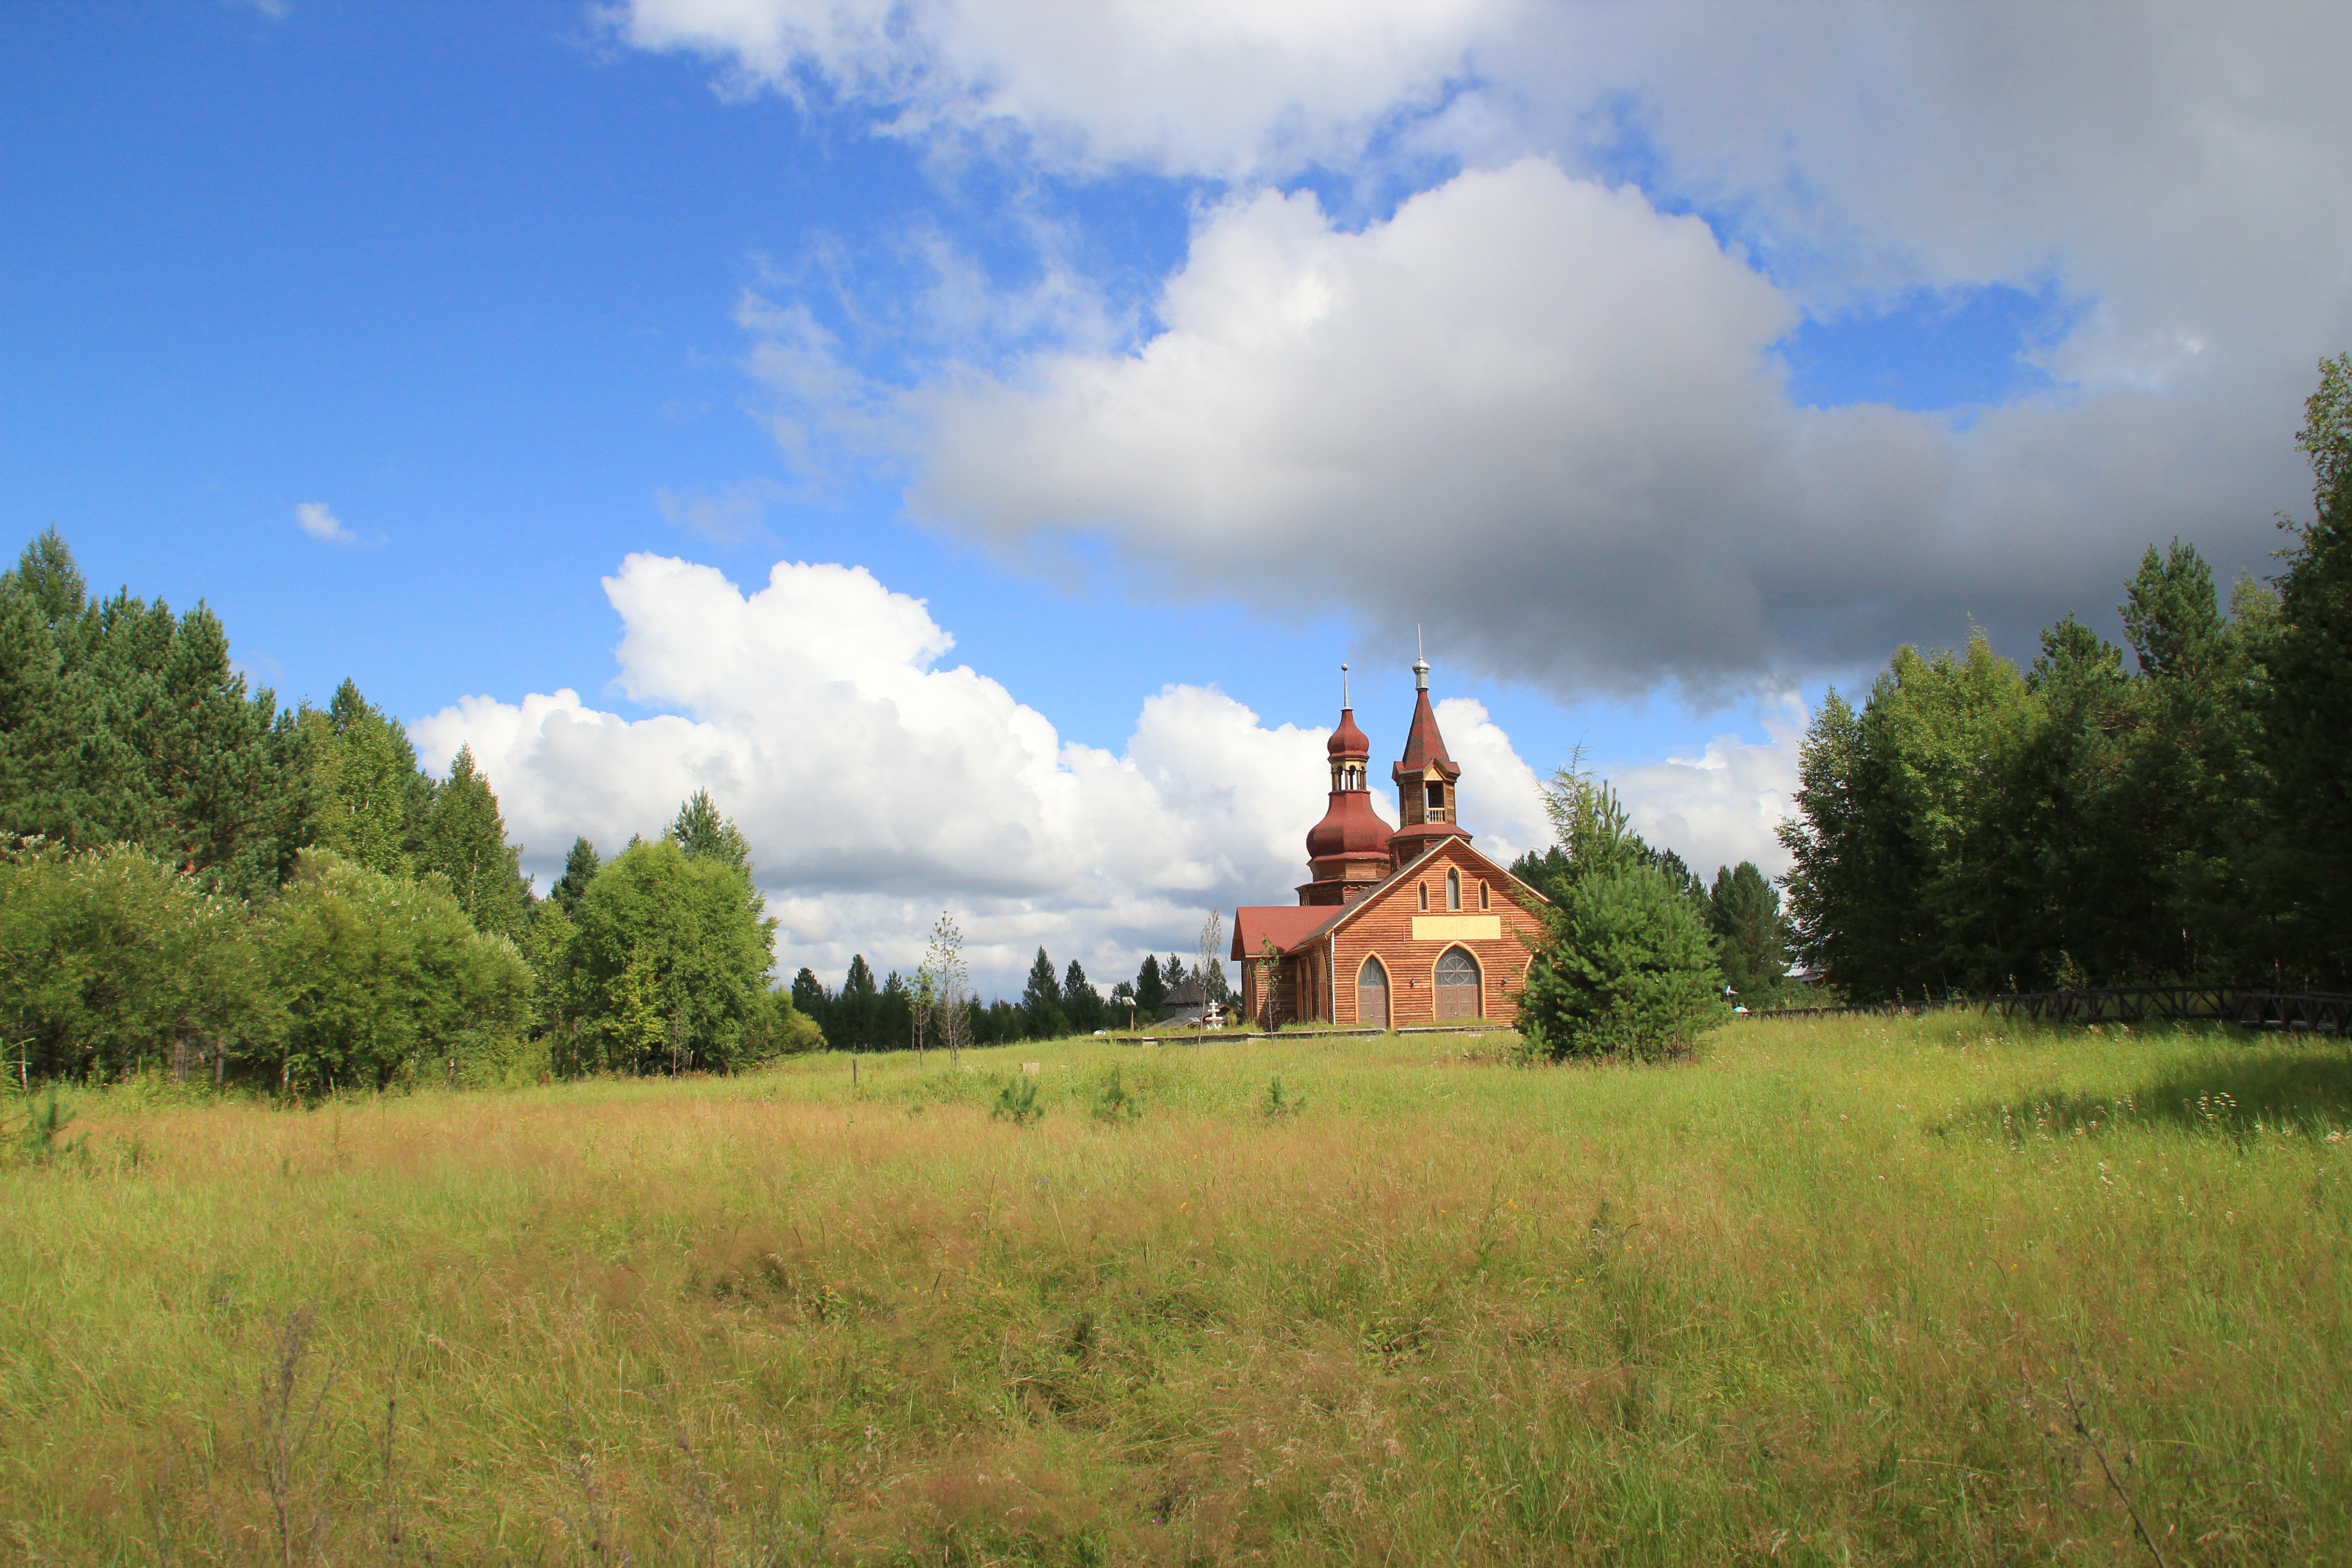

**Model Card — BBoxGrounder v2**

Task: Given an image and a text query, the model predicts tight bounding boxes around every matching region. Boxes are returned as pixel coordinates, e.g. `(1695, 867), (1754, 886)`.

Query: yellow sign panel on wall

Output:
(1411, 916), (1501, 941)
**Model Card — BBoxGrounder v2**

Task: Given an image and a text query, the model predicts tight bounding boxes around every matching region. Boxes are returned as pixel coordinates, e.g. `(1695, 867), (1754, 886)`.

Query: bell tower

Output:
(1388, 648), (1470, 867)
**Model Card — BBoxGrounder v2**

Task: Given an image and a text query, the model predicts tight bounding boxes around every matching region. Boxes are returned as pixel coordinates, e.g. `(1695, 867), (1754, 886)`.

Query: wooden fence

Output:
(1754, 986), (2352, 1035)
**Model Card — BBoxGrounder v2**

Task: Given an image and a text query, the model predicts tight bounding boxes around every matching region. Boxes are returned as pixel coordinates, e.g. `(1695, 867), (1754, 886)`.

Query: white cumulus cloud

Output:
(414, 552), (1583, 989)
(615, 0), (1506, 180)
(1610, 695), (1806, 882)
(294, 501), (358, 545)
(412, 550), (1805, 986)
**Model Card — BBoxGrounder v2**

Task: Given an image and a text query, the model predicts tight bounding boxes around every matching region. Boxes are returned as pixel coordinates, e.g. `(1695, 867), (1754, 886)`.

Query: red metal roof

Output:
(1305, 786), (1392, 860)
(1231, 905), (1338, 961)
(1392, 688), (1459, 783)
(1326, 706), (1371, 759)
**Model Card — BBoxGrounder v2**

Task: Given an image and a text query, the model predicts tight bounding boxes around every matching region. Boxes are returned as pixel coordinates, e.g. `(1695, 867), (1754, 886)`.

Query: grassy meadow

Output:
(4, 1016), (2349, 1565)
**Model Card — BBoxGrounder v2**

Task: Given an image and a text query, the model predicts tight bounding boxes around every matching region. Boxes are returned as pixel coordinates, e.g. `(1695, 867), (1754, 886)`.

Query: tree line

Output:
(788, 943), (1234, 1050)
(1776, 356), (2352, 1000)
(0, 531), (817, 1090)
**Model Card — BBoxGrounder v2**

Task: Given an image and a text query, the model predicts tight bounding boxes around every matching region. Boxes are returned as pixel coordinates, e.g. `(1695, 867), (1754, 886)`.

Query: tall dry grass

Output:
(2, 1017), (2347, 1563)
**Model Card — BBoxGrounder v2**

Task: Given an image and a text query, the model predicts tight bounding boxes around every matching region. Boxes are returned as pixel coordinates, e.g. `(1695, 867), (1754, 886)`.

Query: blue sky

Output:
(6, 1), (2342, 989)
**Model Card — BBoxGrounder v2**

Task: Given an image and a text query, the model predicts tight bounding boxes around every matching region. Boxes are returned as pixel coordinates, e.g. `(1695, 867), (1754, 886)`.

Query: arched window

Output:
(1447, 868), (1461, 910)
(1433, 946), (1483, 1019)
(1417, 882), (1428, 911)
(1479, 881), (1490, 911)
(1357, 955), (1391, 1029)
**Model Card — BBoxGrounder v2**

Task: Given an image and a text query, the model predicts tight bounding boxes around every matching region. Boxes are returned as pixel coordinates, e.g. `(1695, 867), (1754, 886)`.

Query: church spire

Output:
(1389, 645), (1469, 865)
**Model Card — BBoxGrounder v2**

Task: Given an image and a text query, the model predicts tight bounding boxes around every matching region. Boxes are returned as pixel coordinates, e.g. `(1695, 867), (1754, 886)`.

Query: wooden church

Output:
(1232, 655), (1549, 1028)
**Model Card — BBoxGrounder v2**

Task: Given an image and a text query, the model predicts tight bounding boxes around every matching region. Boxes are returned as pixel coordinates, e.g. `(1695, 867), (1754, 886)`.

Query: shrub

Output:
(1517, 865), (1728, 1061)
(1092, 1068), (1140, 1126)
(1261, 1075), (1307, 1119)
(991, 1076), (1043, 1126)
(263, 850), (534, 1094)
(0, 838), (277, 1082)
(740, 985), (826, 1063)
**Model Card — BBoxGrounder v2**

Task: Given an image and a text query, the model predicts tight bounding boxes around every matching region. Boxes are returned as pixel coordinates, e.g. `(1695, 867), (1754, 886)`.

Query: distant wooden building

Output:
(1233, 657), (1549, 1028)
(1159, 975), (1216, 1026)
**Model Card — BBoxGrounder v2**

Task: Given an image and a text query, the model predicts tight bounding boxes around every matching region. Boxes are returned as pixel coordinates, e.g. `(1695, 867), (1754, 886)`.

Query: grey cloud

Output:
(649, 0), (2352, 694)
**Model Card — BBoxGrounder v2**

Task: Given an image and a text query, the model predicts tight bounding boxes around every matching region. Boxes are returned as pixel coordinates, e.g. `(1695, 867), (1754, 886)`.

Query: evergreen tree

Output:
(419, 744), (529, 939)
(2260, 353), (2352, 985)
(1519, 863), (1727, 1061)
(670, 788), (752, 877)
(1654, 848), (1710, 917)
(843, 954), (878, 1000)
(1063, 958), (1101, 1032)
(551, 837), (600, 916)
(134, 601), (295, 895)
(1134, 955), (1166, 1017)
(12, 527), (86, 625)
(1507, 845), (1573, 905)
(0, 535), (85, 844)
(1707, 862), (1788, 1000)
(1162, 956), (1189, 994)
(791, 967), (829, 1016)
(0, 534), (297, 894)
(303, 680), (425, 877)
(1021, 946), (1067, 1039)
(877, 969), (914, 1051)
(840, 953), (879, 1050)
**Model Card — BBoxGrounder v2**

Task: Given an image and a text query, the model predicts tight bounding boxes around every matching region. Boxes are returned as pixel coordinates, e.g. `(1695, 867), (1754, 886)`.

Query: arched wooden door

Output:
(1433, 946), (1483, 1019)
(1357, 956), (1390, 1029)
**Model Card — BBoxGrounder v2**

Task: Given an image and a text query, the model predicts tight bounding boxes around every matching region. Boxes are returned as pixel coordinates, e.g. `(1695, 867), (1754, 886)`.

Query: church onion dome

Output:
(1327, 706), (1371, 760)
(1306, 788), (1392, 859)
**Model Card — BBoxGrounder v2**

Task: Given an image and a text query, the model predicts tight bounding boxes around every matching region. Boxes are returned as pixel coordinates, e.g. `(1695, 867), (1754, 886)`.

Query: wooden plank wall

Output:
(1322, 842), (1545, 1026)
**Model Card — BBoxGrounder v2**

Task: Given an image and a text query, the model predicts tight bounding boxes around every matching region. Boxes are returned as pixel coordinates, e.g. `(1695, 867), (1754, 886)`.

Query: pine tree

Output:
(1062, 958), (1100, 1032)
(1519, 863), (1727, 1060)
(12, 528), (85, 626)
(1707, 862), (1788, 1001)
(844, 954), (877, 997)
(877, 969), (914, 1051)
(304, 681), (423, 877)
(1134, 954), (1166, 1017)
(139, 603), (296, 894)
(840, 954), (879, 1050)
(2261, 353), (2352, 984)
(1021, 946), (1066, 1039)
(551, 837), (600, 915)
(419, 744), (529, 939)
(791, 967), (829, 1014)
(670, 788), (752, 877)
(1022, 947), (1061, 1010)
(0, 540), (80, 843)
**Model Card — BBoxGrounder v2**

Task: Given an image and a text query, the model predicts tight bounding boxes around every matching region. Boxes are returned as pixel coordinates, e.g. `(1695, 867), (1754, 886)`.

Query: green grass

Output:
(3, 1016), (2348, 1564)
